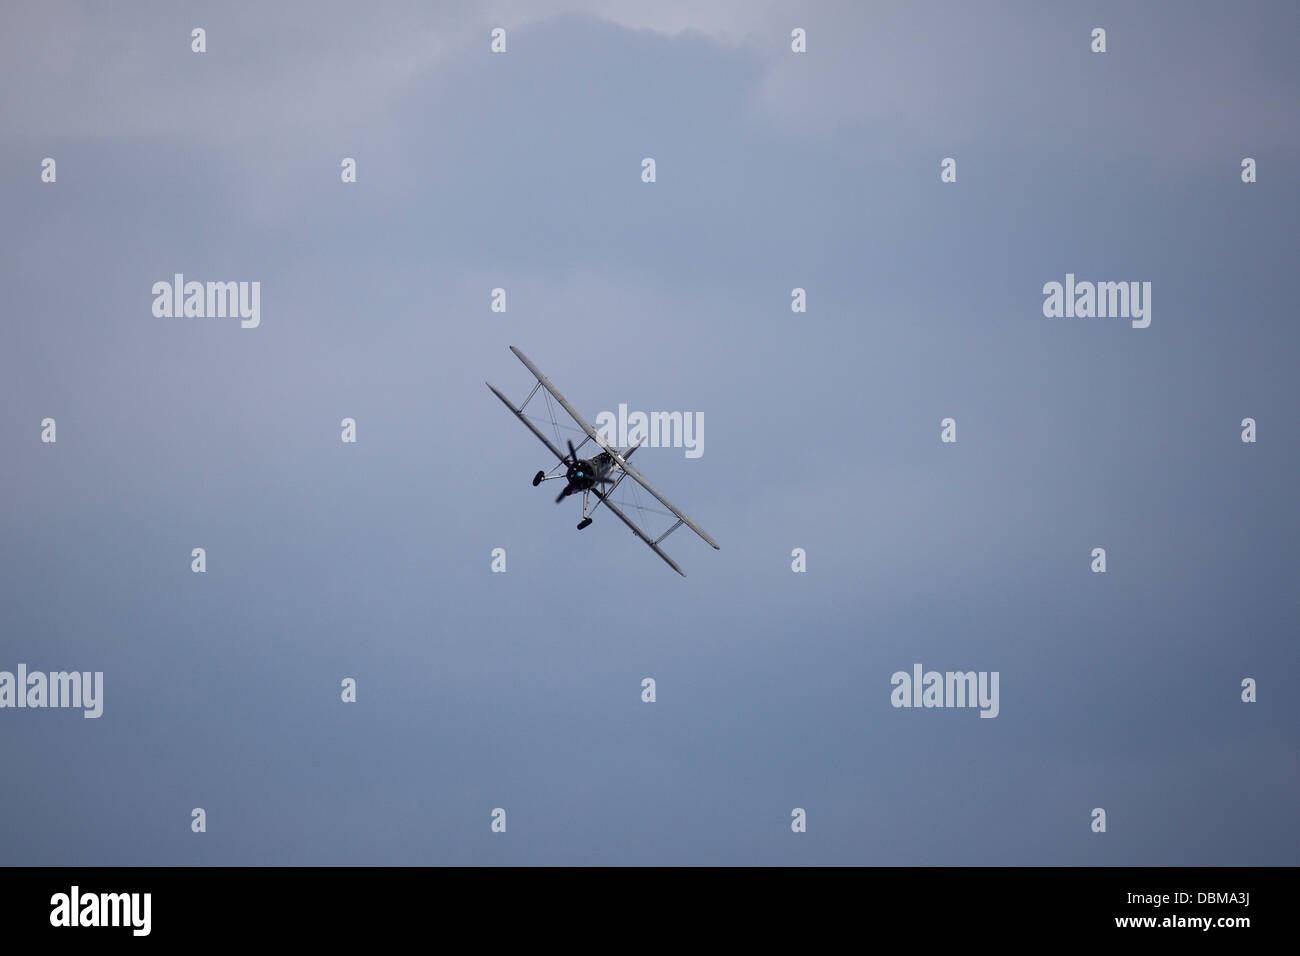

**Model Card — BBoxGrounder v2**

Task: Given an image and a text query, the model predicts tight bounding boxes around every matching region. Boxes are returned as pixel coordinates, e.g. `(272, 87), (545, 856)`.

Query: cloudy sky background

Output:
(1, 0), (1296, 864)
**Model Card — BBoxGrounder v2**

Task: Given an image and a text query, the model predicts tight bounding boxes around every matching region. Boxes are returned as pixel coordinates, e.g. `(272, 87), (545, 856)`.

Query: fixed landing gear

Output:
(577, 517), (592, 531)
(532, 471), (545, 487)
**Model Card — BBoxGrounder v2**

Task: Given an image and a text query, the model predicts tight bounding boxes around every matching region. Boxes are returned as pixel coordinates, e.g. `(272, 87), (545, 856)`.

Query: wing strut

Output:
(486, 382), (567, 465)
(592, 489), (685, 576)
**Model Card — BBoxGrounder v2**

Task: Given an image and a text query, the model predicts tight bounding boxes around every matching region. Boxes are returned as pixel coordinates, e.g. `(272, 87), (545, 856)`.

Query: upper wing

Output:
(507, 346), (602, 446)
(507, 346), (720, 551)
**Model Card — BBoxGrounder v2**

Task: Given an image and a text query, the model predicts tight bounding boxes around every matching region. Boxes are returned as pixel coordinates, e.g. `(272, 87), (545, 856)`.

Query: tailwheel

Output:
(532, 471), (545, 487)
(576, 517), (593, 531)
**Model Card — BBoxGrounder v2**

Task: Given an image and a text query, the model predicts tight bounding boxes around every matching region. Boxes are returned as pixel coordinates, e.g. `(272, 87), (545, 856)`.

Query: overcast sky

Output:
(1, 0), (1296, 865)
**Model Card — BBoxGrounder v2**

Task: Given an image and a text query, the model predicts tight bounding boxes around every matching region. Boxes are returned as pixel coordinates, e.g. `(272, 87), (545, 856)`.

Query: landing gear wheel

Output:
(532, 471), (545, 487)
(576, 517), (593, 530)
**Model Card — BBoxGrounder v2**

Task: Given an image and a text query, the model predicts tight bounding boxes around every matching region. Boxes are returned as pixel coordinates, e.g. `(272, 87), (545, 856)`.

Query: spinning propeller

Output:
(555, 439), (614, 503)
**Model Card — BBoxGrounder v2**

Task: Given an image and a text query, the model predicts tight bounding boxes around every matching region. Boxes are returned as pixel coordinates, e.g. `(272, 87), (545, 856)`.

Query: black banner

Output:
(0, 866), (1276, 942)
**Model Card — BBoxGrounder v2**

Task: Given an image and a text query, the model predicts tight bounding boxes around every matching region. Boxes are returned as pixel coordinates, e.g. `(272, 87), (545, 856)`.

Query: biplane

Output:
(487, 346), (719, 576)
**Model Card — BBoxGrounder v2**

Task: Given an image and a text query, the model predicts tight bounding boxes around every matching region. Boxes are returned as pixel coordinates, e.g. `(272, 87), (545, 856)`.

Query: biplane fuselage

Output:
(558, 451), (616, 498)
